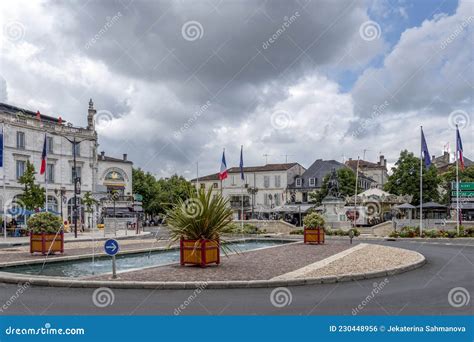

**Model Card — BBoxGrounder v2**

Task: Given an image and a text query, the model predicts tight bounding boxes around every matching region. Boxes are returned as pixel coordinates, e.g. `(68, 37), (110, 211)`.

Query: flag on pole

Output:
(456, 125), (464, 170)
(240, 145), (244, 181)
(40, 134), (47, 175)
(421, 128), (431, 168)
(219, 150), (228, 180)
(0, 125), (3, 168)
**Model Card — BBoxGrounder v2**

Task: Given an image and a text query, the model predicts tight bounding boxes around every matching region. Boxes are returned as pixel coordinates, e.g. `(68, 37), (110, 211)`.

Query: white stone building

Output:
(0, 100), (133, 228)
(191, 163), (305, 219)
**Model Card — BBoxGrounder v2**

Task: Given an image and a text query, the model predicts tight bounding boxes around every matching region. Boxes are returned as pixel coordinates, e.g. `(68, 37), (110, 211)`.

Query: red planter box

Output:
(180, 238), (220, 267)
(304, 227), (325, 244)
(30, 232), (64, 255)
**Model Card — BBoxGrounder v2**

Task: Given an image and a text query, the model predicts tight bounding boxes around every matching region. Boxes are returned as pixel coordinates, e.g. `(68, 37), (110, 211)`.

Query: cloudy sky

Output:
(0, 0), (472, 178)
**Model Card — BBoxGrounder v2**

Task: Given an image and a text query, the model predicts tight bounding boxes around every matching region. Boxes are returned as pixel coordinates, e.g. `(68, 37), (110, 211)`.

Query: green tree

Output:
(309, 168), (359, 204)
(18, 161), (45, 210)
(384, 150), (440, 205)
(439, 165), (474, 204)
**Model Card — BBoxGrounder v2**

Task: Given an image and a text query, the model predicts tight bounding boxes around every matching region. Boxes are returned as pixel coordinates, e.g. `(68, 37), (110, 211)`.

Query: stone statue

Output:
(326, 168), (340, 199)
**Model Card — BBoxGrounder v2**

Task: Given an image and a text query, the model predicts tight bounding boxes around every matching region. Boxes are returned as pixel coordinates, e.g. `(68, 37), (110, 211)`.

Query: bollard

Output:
(349, 229), (354, 244)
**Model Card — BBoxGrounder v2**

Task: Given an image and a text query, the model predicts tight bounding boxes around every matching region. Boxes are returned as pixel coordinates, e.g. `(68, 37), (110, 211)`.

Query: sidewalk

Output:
(0, 229), (151, 248)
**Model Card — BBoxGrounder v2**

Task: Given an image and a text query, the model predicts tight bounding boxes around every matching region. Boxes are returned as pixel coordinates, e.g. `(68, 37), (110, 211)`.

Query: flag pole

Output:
(455, 124), (460, 235)
(353, 156), (360, 227)
(419, 126), (423, 237)
(220, 148), (224, 197)
(2, 123), (6, 240)
(241, 145), (244, 231)
(44, 133), (48, 212)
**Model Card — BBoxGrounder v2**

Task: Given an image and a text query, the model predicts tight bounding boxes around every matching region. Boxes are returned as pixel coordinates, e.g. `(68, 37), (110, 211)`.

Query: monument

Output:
(321, 168), (349, 228)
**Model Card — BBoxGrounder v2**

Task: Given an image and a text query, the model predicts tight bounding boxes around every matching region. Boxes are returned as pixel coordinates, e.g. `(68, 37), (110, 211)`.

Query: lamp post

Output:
(62, 136), (95, 238)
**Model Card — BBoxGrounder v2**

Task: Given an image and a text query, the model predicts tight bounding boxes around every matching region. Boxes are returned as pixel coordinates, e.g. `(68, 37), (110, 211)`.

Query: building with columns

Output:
(0, 100), (133, 228)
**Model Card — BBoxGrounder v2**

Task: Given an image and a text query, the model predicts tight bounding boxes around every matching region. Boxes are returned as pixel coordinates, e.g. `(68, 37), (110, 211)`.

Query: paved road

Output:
(0, 240), (472, 315)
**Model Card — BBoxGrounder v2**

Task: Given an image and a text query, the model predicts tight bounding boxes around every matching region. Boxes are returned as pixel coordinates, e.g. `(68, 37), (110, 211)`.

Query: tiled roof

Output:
(190, 163), (301, 182)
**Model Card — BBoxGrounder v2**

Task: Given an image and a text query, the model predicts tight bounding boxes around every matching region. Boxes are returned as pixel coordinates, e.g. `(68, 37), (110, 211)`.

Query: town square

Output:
(0, 0), (472, 341)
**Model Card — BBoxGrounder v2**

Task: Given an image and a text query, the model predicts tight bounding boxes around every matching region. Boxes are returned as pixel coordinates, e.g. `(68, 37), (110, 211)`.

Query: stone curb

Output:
(0, 251), (426, 290)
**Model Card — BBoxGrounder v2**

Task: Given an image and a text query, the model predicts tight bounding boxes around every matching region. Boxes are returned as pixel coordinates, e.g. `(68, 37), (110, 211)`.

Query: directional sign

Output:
(451, 182), (474, 190)
(104, 239), (119, 256)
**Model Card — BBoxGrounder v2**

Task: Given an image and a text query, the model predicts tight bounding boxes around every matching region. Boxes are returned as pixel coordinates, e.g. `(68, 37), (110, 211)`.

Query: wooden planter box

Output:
(180, 238), (220, 267)
(304, 227), (325, 244)
(30, 232), (64, 255)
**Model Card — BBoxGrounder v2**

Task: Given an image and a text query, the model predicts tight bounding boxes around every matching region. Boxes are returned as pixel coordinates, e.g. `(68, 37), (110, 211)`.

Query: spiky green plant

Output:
(166, 188), (235, 253)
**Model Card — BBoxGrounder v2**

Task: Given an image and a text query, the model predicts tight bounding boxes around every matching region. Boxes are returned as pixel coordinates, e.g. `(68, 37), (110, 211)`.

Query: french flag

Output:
(40, 134), (47, 175)
(456, 125), (464, 170)
(219, 150), (228, 180)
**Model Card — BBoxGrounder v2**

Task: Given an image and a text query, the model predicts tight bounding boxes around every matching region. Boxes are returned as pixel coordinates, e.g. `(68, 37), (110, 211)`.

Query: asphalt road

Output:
(0, 239), (472, 316)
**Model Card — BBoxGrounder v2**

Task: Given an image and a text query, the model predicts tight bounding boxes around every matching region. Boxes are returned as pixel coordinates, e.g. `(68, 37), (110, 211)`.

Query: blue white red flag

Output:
(40, 134), (47, 175)
(456, 125), (464, 170)
(219, 150), (228, 180)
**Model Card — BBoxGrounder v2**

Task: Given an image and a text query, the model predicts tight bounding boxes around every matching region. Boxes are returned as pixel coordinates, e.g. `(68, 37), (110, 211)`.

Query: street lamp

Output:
(62, 136), (95, 238)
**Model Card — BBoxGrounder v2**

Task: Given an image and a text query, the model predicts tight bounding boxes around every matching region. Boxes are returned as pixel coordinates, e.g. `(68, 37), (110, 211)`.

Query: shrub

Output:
(27, 212), (63, 234)
(303, 213), (325, 229)
(290, 229), (304, 235)
(389, 231), (399, 238)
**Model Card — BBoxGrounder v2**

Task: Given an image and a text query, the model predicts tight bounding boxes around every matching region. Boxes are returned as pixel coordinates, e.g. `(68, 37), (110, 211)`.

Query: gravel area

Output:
(296, 244), (424, 278)
(90, 241), (355, 282)
(0, 238), (169, 265)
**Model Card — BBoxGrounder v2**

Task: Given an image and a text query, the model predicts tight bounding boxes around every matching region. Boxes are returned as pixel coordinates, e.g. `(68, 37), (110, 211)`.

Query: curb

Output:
(0, 252), (426, 290)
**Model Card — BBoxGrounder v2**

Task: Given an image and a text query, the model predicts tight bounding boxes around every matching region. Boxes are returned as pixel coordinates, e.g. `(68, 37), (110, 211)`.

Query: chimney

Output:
(348, 158), (352, 161)
(432, 155), (436, 162)
(123, 153), (127, 161)
(100, 151), (105, 160)
(379, 155), (384, 166)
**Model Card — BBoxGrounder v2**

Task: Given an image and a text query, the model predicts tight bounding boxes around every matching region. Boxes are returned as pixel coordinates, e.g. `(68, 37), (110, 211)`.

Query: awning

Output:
(273, 204), (315, 213)
(394, 203), (416, 209)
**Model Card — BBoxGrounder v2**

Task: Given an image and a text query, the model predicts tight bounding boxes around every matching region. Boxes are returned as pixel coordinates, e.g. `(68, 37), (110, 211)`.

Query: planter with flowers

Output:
(166, 188), (235, 267)
(28, 212), (64, 255)
(303, 212), (325, 244)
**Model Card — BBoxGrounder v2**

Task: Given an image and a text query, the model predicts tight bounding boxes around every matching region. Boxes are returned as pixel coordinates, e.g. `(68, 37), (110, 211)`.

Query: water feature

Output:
(2, 239), (292, 278)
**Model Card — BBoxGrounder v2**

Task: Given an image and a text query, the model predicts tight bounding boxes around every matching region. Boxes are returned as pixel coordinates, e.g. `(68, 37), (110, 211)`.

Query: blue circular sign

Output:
(104, 239), (119, 256)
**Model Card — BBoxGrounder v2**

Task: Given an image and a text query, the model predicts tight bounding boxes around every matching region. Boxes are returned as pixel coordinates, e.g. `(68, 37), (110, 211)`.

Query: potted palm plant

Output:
(166, 188), (235, 267)
(303, 212), (325, 244)
(28, 212), (64, 255)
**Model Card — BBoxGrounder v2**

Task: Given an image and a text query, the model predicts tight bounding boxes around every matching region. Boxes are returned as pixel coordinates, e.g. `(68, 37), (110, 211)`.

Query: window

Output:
(73, 142), (80, 157)
(295, 178), (302, 187)
(71, 166), (82, 183)
(309, 178), (315, 187)
(274, 175), (281, 187)
(213, 183), (218, 188)
(200, 183), (206, 189)
(231, 175), (236, 185)
(16, 131), (25, 149)
(16, 160), (26, 179)
(47, 163), (54, 183)
(46, 136), (54, 154)
(274, 193), (280, 206)
(47, 196), (58, 212)
(264, 176), (270, 188)
(264, 194), (269, 206)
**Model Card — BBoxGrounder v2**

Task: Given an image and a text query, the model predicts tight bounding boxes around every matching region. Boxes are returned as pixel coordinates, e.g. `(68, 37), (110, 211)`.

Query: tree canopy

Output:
(18, 161), (45, 210)
(384, 150), (440, 205)
(132, 168), (195, 217)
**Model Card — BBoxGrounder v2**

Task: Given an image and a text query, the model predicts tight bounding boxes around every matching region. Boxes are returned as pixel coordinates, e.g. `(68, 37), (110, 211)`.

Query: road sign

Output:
(104, 239), (119, 256)
(451, 182), (474, 190)
(451, 191), (474, 197)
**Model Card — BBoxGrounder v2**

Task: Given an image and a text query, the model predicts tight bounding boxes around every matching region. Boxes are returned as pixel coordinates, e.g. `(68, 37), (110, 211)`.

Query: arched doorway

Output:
(67, 197), (83, 225)
(103, 169), (126, 196)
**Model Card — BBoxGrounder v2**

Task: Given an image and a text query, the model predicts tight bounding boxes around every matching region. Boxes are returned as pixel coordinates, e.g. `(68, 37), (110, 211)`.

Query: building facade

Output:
(191, 163), (305, 219)
(0, 101), (133, 228)
(345, 155), (388, 189)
